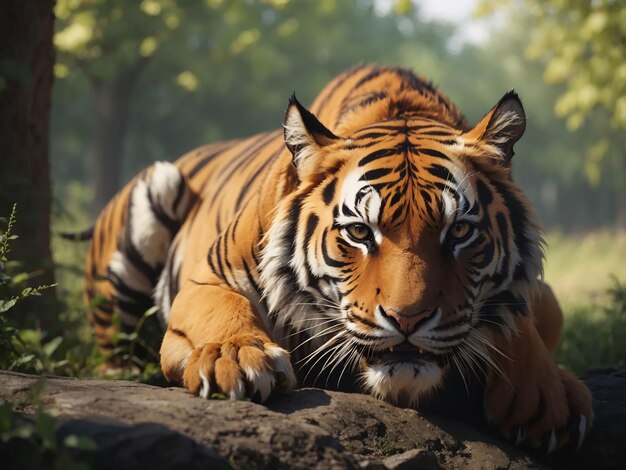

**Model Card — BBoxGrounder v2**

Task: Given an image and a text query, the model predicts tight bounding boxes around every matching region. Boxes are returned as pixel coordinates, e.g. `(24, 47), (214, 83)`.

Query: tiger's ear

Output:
(283, 93), (338, 177)
(466, 90), (526, 164)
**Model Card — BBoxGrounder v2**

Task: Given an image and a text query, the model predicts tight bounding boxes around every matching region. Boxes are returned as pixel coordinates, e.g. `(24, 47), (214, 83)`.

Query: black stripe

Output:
(321, 229), (346, 268)
(347, 311), (382, 330)
(146, 187), (179, 235)
(214, 235), (227, 282)
(492, 212), (510, 284)
(235, 148), (281, 210)
(322, 177), (338, 205)
(212, 132), (278, 206)
(360, 167), (392, 181)
(312, 65), (363, 115)
(418, 148), (450, 160)
(188, 144), (231, 178)
(353, 67), (383, 89)
(358, 148), (398, 167)
(476, 178), (493, 205)
(242, 259), (261, 295)
(305, 214), (319, 246)
(172, 171), (188, 214)
(427, 164), (453, 182)
(491, 179), (532, 259)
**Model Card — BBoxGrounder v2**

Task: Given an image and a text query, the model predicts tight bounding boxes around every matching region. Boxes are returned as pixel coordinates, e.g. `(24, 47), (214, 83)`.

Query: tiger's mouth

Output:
(364, 342), (446, 366)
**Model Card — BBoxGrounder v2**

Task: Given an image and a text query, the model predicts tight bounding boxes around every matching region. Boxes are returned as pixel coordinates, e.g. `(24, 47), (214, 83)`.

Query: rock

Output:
(56, 418), (231, 470)
(380, 448), (440, 469)
(267, 388), (543, 469)
(0, 369), (623, 469)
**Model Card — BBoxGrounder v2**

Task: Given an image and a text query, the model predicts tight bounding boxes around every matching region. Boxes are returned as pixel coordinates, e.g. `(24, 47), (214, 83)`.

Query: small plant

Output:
(0, 205), (103, 378)
(0, 205), (58, 372)
(101, 305), (164, 383)
(374, 435), (398, 457)
(0, 204), (55, 313)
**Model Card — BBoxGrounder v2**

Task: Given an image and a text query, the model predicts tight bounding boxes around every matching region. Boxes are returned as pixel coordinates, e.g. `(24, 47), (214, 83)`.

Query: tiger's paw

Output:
(485, 363), (593, 454)
(182, 334), (296, 402)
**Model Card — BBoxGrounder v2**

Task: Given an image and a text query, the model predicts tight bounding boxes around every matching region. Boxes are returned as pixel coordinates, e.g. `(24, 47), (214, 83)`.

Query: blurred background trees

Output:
(478, 0), (626, 227)
(51, 0), (625, 230)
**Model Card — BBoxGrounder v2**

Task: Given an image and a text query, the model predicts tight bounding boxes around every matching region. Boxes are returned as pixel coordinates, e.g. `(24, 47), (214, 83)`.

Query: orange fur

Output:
(84, 64), (592, 452)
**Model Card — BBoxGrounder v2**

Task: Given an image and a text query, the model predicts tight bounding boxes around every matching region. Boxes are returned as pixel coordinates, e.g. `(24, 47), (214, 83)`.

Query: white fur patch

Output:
(154, 239), (186, 328)
(199, 370), (211, 399)
(128, 179), (171, 269)
(362, 361), (444, 407)
(107, 161), (195, 330)
(243, 367), (275, 402)
(283, 108), (317, 169)
(265, 344), (297, 391)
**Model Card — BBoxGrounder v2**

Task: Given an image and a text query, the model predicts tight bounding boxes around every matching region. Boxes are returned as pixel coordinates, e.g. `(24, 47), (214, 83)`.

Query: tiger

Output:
(79, 64), (592, 453)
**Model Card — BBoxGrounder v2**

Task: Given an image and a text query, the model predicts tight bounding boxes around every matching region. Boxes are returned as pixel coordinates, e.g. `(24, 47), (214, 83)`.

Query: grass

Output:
(544, 230), (626, 375)
(543, 230), (626, 309)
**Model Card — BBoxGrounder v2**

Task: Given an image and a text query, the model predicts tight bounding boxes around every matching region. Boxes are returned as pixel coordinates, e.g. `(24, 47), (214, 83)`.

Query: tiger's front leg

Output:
(484, 314), (593, 453)
(160, 268), (296, 402)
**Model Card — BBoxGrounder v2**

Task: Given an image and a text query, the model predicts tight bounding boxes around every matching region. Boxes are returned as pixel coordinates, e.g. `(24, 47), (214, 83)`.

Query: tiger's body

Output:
(85, 64), (592, 452)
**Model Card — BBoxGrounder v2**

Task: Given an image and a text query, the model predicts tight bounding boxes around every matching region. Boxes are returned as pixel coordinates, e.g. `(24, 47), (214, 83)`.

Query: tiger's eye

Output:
(449, 221), (472, 240)
(346, 223), (372, 241)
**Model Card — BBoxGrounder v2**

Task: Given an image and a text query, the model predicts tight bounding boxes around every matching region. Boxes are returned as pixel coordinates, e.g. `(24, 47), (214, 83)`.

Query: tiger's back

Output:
(87, 64), (464, 349)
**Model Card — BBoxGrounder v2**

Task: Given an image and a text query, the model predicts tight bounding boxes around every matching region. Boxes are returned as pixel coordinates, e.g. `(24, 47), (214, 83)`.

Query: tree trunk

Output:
(0, 0), (58, 323)
(90, 60), (148, 215)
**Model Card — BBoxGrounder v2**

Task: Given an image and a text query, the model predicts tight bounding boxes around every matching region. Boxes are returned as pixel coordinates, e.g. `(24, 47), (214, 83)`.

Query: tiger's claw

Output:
(183, 334), (296, 402)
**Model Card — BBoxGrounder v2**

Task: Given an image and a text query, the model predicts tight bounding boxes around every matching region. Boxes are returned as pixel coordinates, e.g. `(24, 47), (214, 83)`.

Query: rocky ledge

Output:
(0, 369), (624, 469)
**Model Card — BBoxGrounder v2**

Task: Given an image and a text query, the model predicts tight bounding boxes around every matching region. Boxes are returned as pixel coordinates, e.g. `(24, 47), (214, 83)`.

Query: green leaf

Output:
(210, 392), (228, 400)
(12, 273), (30, 285)
(43, 336), (63, 357)
(0, 299), (17, 313)
(63, 434), (98, 451)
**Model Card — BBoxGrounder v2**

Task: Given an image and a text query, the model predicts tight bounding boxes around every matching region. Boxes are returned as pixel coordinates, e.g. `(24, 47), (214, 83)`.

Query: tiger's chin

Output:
(359, 349), (447, 408)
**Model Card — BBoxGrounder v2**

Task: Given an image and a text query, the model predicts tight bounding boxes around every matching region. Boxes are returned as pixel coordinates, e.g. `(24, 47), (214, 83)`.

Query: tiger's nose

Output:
(384, 308), (433, 334)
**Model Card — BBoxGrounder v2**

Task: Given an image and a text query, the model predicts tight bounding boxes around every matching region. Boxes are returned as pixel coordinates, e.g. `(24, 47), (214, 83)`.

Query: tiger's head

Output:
(259, 90), (543, 406)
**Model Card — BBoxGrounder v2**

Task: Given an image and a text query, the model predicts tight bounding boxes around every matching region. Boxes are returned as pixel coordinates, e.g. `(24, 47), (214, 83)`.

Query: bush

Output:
(0, 205), (58, 371)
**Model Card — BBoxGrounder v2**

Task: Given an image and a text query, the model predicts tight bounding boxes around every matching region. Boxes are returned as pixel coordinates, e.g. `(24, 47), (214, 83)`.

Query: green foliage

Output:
(0, 205), (59, 372)
(0, 205), (55, 314)
(105, 306), (164, 383)
(54, 0), (187, 80)
(0, 384), (96, 469)
(51, 0), (442, 181)
(1, 203), (160, 382)
(477, 0), (626, 192)
(556, 278), (626, 375)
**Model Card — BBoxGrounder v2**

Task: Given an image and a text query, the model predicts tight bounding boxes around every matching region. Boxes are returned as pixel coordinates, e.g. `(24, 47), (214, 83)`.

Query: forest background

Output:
(0, 0), (624, 380)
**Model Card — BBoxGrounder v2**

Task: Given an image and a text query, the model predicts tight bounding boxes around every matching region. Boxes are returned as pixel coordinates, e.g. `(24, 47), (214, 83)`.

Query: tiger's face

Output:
(260, 93), (543, 406)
